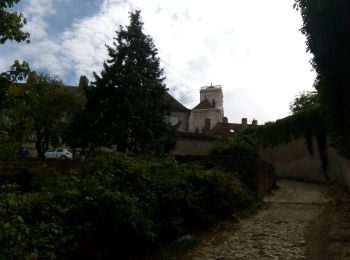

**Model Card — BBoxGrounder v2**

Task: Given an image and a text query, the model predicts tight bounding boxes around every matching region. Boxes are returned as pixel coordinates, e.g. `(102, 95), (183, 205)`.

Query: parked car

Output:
(18, 147), (29, 157)
(44, 148), (73, 160)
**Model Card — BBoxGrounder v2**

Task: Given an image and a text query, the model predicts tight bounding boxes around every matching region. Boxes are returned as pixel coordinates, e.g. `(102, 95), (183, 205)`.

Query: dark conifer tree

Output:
(83, 10), (174, 152)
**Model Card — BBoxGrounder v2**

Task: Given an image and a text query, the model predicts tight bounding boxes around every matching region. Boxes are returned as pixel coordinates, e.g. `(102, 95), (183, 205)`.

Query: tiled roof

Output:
(12, 83), (188, 110)
(210, 123), (243, 138)
(164, 92), (190, 112)
(193, 98), (214, 109)
(210, 122), (257, 138)
(11, 83), (85, 96)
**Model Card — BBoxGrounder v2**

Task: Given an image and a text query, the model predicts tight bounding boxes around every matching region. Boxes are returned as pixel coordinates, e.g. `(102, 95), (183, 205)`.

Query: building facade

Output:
(168, 84), (258, 138)
(188, 85), (224, 133)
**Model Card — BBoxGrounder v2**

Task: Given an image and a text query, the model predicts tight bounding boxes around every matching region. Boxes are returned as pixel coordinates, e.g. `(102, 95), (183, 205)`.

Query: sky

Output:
(0, 0), (316, 124)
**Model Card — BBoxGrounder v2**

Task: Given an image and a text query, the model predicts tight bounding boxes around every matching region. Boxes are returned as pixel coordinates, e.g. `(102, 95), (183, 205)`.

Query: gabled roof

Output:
(164, 92), (190, 112)
(193, 98), (214, 109)
(11, 82), (85, 96)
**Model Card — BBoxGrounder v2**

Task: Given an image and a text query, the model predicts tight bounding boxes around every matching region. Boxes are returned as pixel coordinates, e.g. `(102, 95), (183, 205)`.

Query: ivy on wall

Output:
(242, 107), (328, 178)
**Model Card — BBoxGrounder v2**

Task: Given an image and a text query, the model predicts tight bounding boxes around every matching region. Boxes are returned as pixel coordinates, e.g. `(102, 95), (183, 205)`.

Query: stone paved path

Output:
(189, 179), (329, 260)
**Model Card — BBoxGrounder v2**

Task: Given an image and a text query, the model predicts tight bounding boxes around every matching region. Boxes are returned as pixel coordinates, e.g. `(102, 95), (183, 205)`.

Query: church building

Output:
(188, 85), (224, 133)
(167, 84), (258, 139)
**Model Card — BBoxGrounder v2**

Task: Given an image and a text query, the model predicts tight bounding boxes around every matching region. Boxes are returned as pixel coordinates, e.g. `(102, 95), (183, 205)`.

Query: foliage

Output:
(238, 107), (328, 178)
(0, 60), (30, 112)
(0, 61), (31, 157)
(2, 72), (84, 157)
(294, 0), (350, 157)
(289, 90), (318, 114)
(0, 154), (255, 258)
(0, 0), (30, 44)
(209, 130), (259, 158)
(255, 108), (325, 149)
(69, 10), (175, 153)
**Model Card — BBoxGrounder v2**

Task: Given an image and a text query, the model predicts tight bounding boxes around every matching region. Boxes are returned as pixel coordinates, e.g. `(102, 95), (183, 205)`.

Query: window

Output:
(169, 116), (179, 126)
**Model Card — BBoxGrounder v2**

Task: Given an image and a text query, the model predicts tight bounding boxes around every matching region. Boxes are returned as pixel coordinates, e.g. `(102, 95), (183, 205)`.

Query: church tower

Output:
(200, 84), (224, 114)
(188, 84), (224, 133)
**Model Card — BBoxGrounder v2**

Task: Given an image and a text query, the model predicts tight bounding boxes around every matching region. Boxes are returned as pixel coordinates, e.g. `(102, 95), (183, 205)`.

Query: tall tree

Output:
(6, 73), (84, 157)
(0, 0), (29, 44)
(0, 60), (30, 112)
(0, 61), (31, 159)
(294, 0), (350, 156)
(0, 0), (30, 112)
(76, 10), (174, 153)
(289, 90), (318, 114)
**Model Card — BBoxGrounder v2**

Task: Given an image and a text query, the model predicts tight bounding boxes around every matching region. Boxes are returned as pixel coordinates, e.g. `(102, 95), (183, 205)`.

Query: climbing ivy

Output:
(294, 0), (350, 158)
(241, 107), (328, 178)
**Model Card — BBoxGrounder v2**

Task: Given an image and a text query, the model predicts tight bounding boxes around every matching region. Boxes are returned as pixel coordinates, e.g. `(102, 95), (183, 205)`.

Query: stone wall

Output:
(171, 137), (218, 155)
(260, 137), (350, 187)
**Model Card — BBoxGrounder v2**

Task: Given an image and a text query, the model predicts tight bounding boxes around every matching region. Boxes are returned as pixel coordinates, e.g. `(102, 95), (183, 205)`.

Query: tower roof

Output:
(200, 85), (222, 91)
(193, 98), (214, 109)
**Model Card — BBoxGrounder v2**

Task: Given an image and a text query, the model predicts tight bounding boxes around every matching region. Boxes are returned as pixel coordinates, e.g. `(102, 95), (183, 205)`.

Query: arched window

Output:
(212, 99), (216, 107)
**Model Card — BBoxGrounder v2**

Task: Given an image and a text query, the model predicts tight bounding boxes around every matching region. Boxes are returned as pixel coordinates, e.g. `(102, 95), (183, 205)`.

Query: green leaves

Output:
(0, 72), (84, 157)
(0, 0), (30, 44)
(289, 90), (318, 114)
(0, 154), (256, 258)
(295, 0), (350, 157)
(76, 10), (174, 153)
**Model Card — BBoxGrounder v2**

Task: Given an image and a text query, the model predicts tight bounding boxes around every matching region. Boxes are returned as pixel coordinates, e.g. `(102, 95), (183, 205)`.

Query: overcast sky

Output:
(0, 0), (316, 124)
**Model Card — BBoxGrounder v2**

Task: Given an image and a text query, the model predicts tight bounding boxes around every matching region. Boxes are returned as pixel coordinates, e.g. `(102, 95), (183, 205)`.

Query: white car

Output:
(44, 148), (73, 160)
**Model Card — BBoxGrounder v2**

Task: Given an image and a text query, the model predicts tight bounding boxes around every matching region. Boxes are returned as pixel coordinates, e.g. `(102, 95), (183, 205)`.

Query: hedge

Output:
(0, 153), (255, 259)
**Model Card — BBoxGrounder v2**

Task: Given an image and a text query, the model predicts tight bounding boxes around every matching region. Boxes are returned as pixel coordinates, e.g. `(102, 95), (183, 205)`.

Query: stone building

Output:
(188, 85), (224, 133)
(167, 84), (258, 138)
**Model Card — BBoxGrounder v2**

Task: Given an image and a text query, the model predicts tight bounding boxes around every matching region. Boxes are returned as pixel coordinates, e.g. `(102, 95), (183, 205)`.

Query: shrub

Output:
(0, 153), (256, 258)
(209, 131), (258, 158)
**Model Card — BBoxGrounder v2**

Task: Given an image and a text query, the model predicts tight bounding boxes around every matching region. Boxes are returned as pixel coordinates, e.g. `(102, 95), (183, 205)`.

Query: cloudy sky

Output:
(1, 0), (316, 124)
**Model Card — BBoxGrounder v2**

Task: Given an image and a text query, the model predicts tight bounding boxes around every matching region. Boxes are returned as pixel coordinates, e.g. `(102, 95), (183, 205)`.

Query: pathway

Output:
(188, 179), (329, 260)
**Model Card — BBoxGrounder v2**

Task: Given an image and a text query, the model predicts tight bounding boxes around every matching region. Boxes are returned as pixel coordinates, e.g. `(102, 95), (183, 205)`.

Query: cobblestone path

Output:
(189, 179), (329, 260)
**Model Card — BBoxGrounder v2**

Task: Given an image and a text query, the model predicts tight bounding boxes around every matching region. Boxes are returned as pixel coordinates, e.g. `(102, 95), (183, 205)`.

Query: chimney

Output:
(242, 118), (247, 128)
(252, 119), (258, 126)
(78, 75), (89, 89)
(223, 117), (228, 123)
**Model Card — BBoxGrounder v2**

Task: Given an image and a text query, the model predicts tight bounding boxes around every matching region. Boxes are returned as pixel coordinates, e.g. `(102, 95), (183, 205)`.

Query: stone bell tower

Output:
(188, 84), (224, 133)
(199, 84), (224, 116)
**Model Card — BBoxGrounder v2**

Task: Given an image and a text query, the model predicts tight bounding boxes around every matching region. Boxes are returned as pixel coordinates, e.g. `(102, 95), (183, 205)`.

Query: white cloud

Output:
(1, 0), (315, 123)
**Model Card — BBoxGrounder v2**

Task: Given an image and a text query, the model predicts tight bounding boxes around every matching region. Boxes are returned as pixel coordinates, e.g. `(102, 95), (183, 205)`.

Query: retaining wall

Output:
(260, 137), (350, 187)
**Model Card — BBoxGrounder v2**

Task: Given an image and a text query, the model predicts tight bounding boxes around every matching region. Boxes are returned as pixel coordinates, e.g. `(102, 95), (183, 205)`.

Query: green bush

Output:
(209, 131), (258, 158)
(0, 153), (255, 259)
